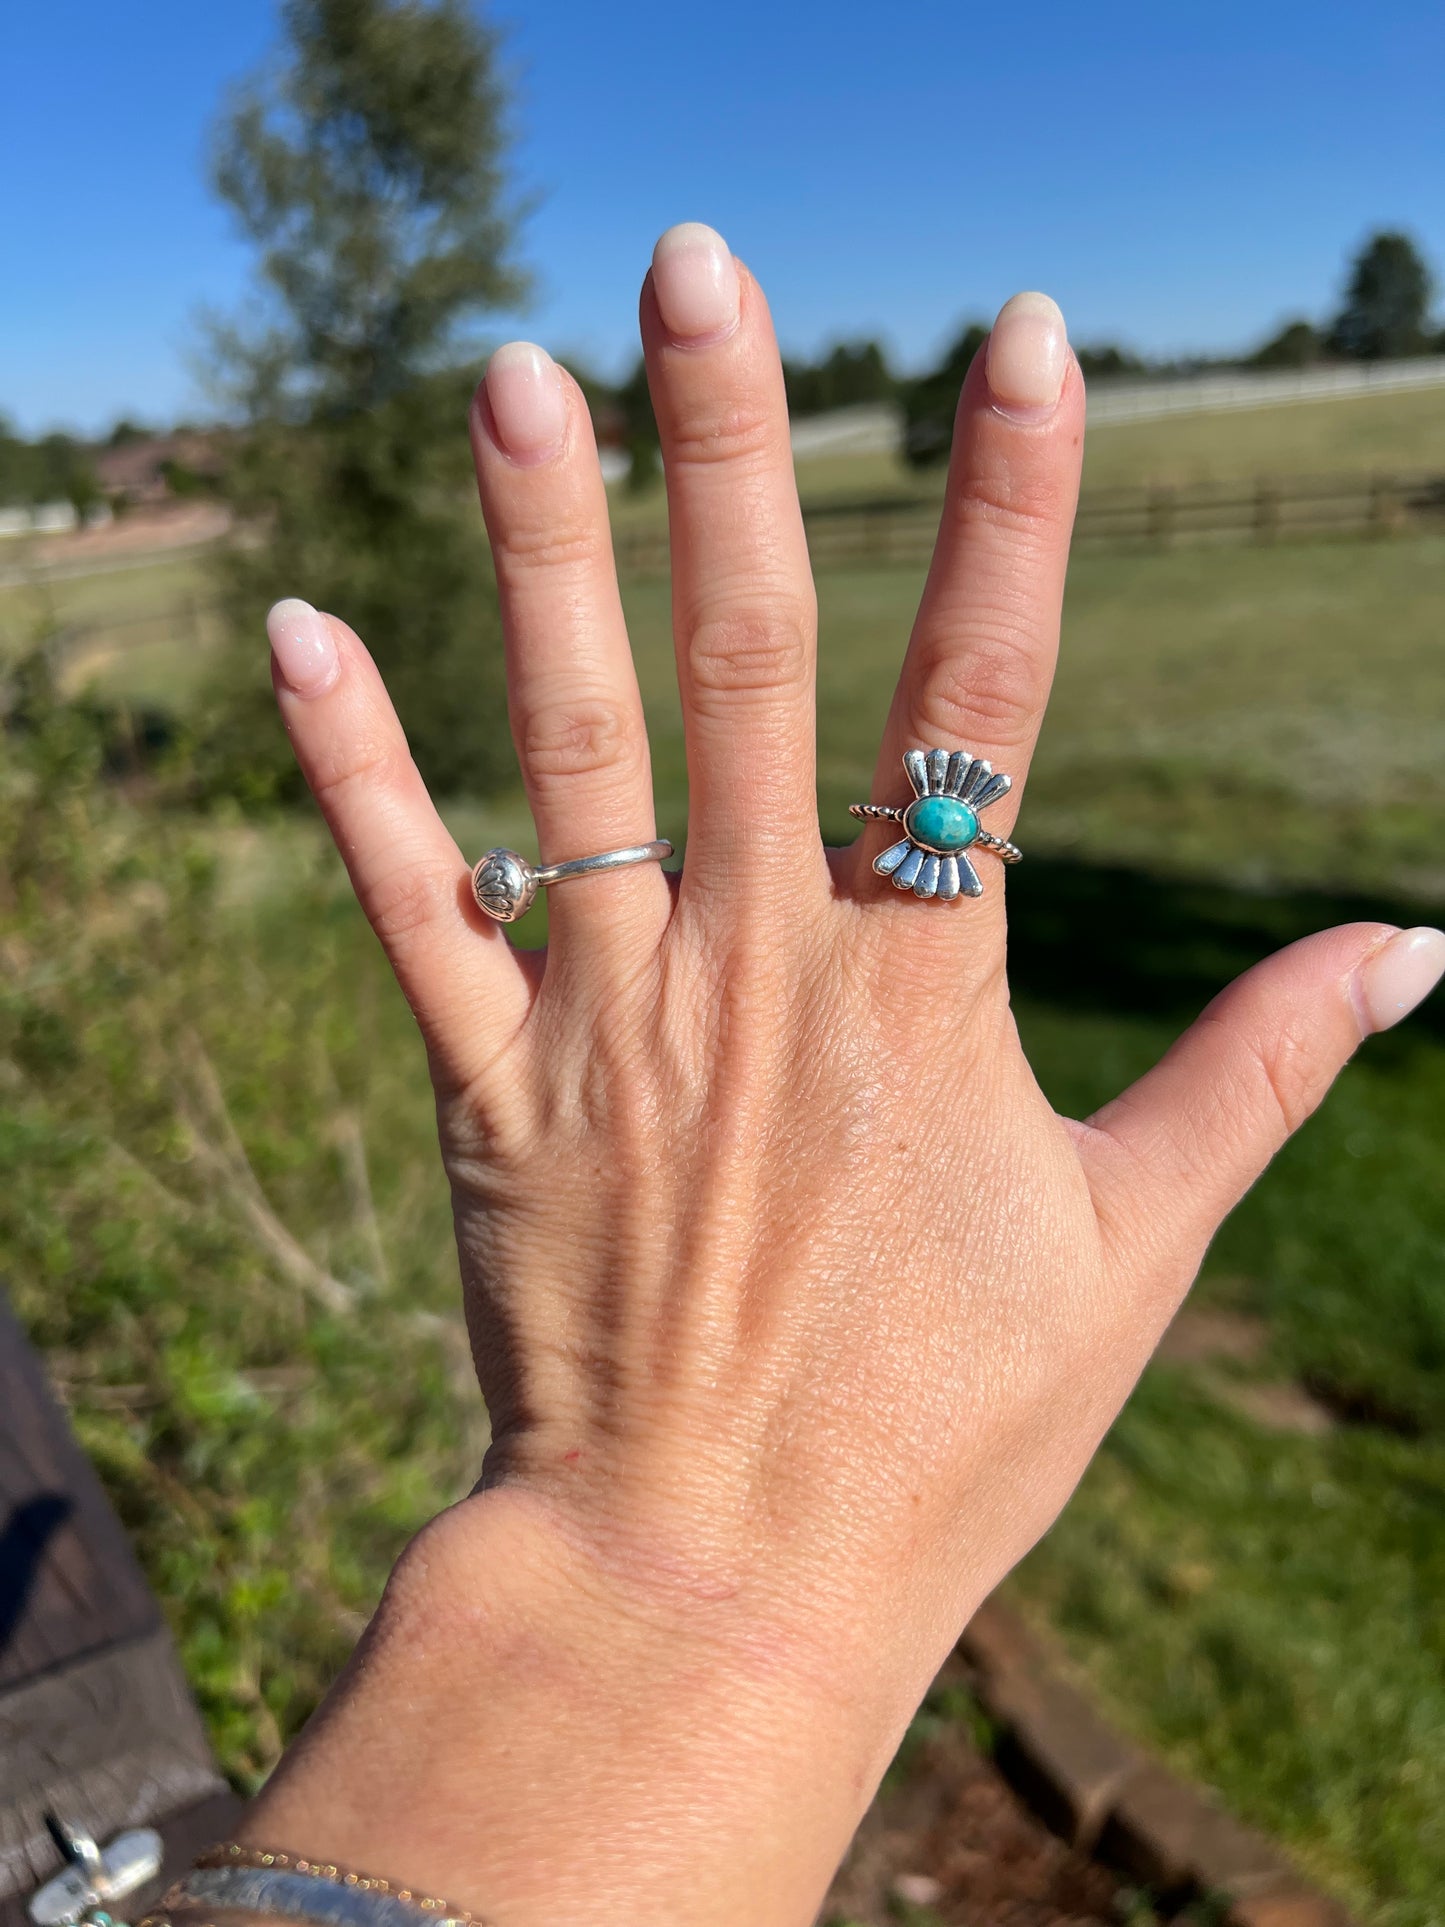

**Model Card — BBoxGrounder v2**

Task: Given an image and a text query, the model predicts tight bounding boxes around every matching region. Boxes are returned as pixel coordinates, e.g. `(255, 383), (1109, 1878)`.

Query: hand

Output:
(248, 225), (1444, 1926)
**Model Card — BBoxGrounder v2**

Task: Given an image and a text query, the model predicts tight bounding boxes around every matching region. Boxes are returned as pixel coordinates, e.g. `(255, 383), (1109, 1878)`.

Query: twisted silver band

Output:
(472, 839), (672, 923)
(848, 803), (1021, 864)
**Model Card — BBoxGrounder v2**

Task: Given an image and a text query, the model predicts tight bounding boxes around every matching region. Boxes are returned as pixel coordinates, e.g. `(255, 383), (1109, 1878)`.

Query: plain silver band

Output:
(534, 839), (673, 887)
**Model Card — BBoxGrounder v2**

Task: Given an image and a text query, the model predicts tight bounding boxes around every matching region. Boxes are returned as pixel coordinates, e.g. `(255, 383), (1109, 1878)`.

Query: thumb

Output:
(1080, 921), (1445, 1287)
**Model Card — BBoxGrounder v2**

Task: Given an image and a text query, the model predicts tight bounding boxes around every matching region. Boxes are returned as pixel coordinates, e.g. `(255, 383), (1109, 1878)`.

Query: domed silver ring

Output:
(471, 839), (673, 923)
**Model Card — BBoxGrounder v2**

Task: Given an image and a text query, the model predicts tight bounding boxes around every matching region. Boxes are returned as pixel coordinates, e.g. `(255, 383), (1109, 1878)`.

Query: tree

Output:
(901, 323), (987, 468)
(0, 424), (99, 514)
(204, 0), (527, 804)
(1072, 342), (1145, 380)
(782, 340), (895, 418)
(1249, 319), (1320, 369)
(1327, 231), (1434, 362)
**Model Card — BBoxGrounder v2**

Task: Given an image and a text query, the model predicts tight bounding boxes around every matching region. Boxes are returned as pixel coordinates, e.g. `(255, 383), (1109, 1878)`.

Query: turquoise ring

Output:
(849, 747), (1021, 900)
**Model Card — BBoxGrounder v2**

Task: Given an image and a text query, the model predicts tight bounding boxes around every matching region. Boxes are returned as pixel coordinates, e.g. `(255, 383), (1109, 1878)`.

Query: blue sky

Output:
(5, 0), (1443, 435)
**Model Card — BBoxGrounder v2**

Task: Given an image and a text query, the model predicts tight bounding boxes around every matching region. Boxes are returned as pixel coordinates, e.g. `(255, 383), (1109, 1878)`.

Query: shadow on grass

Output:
(1005, 857), (1445, 1043)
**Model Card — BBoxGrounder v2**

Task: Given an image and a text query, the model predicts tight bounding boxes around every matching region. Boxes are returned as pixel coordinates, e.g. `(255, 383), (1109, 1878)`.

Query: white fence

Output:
(1084, 356), (1445, 425)
(785, 357), (1445, 454)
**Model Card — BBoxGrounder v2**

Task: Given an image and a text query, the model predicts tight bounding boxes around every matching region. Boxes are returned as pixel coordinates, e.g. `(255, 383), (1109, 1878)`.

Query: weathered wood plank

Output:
(0, 1298), (239, 1914)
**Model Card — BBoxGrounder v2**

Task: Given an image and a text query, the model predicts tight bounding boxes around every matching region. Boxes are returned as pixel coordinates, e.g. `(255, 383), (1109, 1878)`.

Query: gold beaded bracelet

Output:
(139, 1843), (486, 1927)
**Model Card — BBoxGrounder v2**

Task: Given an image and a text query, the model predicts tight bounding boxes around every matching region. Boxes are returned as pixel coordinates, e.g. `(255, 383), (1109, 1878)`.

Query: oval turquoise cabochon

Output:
(903, 795), (979, 853)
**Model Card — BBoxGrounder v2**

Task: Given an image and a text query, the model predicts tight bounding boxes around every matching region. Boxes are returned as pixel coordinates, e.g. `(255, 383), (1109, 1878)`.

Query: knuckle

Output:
(913, 627), (1043, 751)
(1247, 1016), (1322, 1138)
(364, 860), (457, 950)
(668, 401), (781, 471)
(308, 733), (403, 812)
(687, 604), (813, 701)
(522, 694), (641, 782)
(493, 519), (610, 577)
(950, 467), (1072, 546)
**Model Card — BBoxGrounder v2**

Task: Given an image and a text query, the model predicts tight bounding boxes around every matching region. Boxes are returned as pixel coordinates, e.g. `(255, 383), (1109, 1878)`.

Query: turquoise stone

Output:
(904, 794), (979, 853)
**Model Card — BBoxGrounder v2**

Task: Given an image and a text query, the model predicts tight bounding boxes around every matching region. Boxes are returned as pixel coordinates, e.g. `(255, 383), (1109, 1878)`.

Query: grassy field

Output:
(610, 539), (1445, 905)
(611, 381), (1445, 527)
(3, 395), (1444, 1921)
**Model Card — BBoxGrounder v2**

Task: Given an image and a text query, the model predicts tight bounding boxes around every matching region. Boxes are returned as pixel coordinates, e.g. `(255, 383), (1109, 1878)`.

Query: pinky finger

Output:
(267, 599), (531, 1092)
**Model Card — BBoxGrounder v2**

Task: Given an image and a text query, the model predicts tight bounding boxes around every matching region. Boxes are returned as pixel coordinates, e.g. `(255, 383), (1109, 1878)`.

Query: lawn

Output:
(2, 404), (1444, 1921)
(6, 375), (1443, 667)
(608, 381), (1445, 529)
(613, 539), (1445, 904)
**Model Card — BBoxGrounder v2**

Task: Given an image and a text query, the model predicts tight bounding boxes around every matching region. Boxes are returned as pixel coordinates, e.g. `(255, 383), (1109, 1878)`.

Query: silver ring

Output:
(849, 746), (1019, 901)
(472, 839), (673, 923)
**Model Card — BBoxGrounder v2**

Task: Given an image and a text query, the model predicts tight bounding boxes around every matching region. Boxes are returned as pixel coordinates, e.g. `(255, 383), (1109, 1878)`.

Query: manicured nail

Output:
(484, 341), (568, 461)
(267, 598), (339, 698)
(1352, 926), (1445, 1034)
(651, 223), (740, 343)
(986, 291), (1069, 417)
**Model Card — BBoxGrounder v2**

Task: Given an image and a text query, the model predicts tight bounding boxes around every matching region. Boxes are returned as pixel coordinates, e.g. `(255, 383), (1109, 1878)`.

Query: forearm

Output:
(241, 1489), (915, 1927)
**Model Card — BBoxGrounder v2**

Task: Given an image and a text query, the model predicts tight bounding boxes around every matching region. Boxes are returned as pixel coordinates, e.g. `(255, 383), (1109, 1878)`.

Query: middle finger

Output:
(642, 224), (825, 907)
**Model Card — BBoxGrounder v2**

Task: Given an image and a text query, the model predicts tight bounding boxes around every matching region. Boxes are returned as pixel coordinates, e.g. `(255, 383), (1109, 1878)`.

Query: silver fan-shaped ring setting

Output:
(471, 839), (673, 923)
(850, 747), (1020, 901)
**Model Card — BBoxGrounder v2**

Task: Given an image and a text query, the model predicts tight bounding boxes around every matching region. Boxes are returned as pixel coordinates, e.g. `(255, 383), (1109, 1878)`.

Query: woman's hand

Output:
(247, 225), (1444, 1926)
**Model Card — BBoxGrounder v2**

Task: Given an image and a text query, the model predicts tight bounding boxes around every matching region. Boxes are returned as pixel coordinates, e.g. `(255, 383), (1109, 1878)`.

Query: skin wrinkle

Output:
(243, 234), (1440, 1927)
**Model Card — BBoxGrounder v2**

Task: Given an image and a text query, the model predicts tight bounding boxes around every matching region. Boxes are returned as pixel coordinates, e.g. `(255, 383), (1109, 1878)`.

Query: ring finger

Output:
(470, 343), (667, 959)
(864, 294), (1084, 901)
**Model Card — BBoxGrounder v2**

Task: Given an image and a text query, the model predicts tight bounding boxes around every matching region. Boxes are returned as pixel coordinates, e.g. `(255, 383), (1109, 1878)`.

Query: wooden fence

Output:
(613, 468), (1445, 579)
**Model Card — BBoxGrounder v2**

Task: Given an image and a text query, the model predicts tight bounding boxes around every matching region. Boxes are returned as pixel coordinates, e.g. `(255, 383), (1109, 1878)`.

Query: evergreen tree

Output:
(1328, 232), (1434, 362)
(204, 0), (527, 803)
(1250, 319), (1321, 369)
(901, 323), (988, 468)
(782, 340), (895, 418)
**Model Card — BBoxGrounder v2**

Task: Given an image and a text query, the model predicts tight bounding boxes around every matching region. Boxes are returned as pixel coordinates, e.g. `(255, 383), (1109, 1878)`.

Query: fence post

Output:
(1146, 484), (1175, 549)
(1367, 473), (1392, 538)
(1253, 480), (1279, 546)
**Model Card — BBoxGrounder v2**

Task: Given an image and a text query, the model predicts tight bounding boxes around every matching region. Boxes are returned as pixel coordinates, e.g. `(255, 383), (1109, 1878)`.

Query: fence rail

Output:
(15, 469), (1445, 687)
(1083, 354), (1445, 424)
(614, 468), (1445, 578)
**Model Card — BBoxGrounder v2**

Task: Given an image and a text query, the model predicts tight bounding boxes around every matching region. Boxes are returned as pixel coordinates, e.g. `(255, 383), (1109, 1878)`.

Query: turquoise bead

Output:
(904, 794), (979, 853)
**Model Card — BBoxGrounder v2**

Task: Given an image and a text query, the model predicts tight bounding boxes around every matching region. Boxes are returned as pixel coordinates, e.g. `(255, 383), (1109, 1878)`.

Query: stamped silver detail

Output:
(471, 840), (673, 924)
(849, 746), (1021, 901)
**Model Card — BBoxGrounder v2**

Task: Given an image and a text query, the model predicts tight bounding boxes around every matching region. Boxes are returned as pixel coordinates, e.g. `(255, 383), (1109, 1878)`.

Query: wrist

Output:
(244, 1487), (913, 1927)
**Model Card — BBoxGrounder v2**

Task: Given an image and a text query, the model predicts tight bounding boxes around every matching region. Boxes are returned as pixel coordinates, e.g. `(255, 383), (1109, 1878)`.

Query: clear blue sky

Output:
(5, 0), (1443, 435)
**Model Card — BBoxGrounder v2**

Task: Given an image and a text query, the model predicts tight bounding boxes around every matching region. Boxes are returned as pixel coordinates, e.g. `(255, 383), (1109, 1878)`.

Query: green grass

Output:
(612, 539), (1445, 904)
(1079, 383), (1445, 490)
(3, 406), (1445, 1916)
(607, 382), (1445, 532)
(0, 771), (479, 1783)
(21, 535), (1445, 909)
(0, 553), (212, 652)
(7, 731), (1442, 1918)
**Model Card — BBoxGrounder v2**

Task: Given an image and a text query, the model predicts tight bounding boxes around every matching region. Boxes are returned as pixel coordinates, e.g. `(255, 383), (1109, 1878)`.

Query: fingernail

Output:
(1352, 926), (1445, 1034)
(986, 291), (1069, 417)
(267, 597), (339, 698)
(651, 223), (740, 344)
(484, 341), (568, 461)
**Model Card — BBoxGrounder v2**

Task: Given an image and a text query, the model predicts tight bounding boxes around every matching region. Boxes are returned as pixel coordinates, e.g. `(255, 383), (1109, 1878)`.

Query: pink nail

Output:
(651, 223), (740, 343)
(1352, 926), (1445, 1034)
(484, 342), (568, 461)
(267, 598), (339, 698)
(986, 291), (1069, 417)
